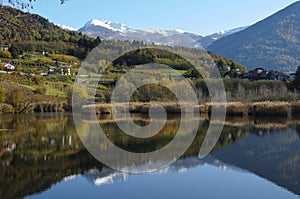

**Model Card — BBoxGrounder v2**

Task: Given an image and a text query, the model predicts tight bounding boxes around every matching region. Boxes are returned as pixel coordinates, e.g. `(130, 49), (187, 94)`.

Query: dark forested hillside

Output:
(208, 1), (300, 73)
(0, 6), (101, 59)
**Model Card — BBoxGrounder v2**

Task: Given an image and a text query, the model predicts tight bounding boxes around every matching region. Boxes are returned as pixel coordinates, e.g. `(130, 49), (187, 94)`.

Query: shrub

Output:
(0, 50), (12, 58)
(34, 87), (46, 95)
(0, 86), (5, 103)
(0, 103), (14, 114)
(31, 76), (45, 85)
(8, 90), (26, 112)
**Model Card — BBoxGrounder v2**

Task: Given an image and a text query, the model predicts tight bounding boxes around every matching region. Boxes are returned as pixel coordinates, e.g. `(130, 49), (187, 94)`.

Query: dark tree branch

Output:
(0, 0), (66, 9)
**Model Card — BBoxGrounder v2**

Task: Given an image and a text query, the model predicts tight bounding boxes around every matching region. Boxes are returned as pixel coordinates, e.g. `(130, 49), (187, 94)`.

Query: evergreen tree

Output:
(9, 44), (22, 59)
(292, 66), (300, 90)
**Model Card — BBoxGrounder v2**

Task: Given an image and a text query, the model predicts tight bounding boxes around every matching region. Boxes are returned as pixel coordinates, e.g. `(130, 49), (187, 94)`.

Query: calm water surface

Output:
(0, 114), (299, 199)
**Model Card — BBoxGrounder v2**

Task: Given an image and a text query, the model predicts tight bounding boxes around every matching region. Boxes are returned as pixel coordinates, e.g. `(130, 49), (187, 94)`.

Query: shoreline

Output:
(1, 101), (300, 117)
(81, 101), (300, 117)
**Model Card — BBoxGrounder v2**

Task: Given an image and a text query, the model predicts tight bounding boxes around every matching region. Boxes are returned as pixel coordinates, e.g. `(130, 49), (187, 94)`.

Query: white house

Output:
(60, 65), (71, 75)
(4, 63), (15, 71)
(0, 45), (9, 51)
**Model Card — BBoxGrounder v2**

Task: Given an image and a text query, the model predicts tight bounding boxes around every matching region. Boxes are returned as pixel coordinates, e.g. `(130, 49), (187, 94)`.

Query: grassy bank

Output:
(81, 101), (300, 117)
(0, 102), (68, 114)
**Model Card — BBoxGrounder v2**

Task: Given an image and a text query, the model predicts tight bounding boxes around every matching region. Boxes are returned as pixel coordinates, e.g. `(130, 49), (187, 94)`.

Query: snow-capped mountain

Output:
(197, 26), (249, 48)
(78, 19), (247, 49)
(78, 19), (203, 48)
(56, 24), (77, 31)
(81, 19), (131, 33)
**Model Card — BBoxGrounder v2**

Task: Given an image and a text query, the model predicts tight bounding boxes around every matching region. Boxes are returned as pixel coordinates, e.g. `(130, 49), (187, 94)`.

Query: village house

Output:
(276, 72), (290, 81)
(47, 68), (55, 74)
(39, 50), (49, 56)
(223, 65), (231, 71)
(59, 64), (71, 76)
(267, 71), (277, 80)
(0, 45), (9, 51)
(3, 62), (15, 71)
(245, 67), (292, 81)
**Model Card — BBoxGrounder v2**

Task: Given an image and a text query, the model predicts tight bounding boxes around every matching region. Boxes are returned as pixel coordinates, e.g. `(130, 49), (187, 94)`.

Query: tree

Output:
(9, 44), (22, 59)
(8, 90), (26, 112)
(292, 66), (300, 90)
(0, 86), (5, 103)
(0, 0), (66, 8)
(0, 50), (12, 58)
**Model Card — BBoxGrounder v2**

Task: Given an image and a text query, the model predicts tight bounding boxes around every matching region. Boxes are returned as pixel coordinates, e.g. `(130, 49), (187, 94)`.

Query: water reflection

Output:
(0, 114), (300, 198)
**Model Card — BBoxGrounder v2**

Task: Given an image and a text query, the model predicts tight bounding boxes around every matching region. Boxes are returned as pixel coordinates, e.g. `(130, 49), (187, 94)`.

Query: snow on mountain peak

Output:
(83, 19), (189, 36)
(79, 18), (248, 49)
(215, 26), (249, 36)
(56, 24), (77, 31)
(174, 29), (186, 33)
(86, 19), (130, 33)
(139, 28), (170, 36)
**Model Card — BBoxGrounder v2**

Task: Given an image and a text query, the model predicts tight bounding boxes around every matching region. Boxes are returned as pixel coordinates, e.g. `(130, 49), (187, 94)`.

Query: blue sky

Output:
(28, 0), (298, 36)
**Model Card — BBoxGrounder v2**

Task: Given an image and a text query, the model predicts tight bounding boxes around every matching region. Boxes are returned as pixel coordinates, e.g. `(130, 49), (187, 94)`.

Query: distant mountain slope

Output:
(198, 26), (248, 49)
(208, 1), (300, 72)
(79, 19), (246, 49)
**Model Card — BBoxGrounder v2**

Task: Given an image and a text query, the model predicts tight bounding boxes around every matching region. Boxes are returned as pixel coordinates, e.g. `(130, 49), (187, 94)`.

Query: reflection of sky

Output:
(26, 164), (298, 199)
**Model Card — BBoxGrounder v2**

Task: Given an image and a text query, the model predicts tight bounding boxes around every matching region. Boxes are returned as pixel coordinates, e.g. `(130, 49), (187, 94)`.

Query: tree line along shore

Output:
(1, 71), (300, 117)
(1, 43), (300, 116)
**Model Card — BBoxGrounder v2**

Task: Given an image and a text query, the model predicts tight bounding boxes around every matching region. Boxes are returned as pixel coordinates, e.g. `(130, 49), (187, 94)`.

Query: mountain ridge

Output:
(78, 18), (247, 49)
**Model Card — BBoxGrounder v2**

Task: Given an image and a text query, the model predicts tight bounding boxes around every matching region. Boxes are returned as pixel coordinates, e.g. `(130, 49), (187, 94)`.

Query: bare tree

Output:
(0, 0), (66, 8)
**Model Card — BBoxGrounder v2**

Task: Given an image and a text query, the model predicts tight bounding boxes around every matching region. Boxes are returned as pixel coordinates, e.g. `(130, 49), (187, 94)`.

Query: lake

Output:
(0, 114), (300, 199)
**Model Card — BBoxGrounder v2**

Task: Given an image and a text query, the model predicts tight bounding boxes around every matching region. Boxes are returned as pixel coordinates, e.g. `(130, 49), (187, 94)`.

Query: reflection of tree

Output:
(1, 114), (297, 198)
(0, 150), (103, 199)
(0, 114), (249, 199)
(296, 125), (300, 138)
(0, 114), (97, 199)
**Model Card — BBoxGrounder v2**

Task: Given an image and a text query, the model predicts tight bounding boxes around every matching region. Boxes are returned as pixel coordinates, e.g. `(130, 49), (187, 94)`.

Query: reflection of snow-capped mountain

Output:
(78, 19), (246, 49)
(84, 168), (129, 186)
(63, 175), (78, 182)
(82, 156), (244, 186)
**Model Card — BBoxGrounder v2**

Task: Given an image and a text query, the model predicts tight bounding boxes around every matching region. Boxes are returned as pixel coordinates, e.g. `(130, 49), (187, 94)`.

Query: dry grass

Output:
(201, 101), (293, 117)
(222, 102), (248, 116)
(21, 102), (66, 113)
(81, 101), (300, 117)
(83, 102), (185, 115)
(249, 101), (291, 116)
(82, 104), (112, 114)
(0, 103), (14, 114)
